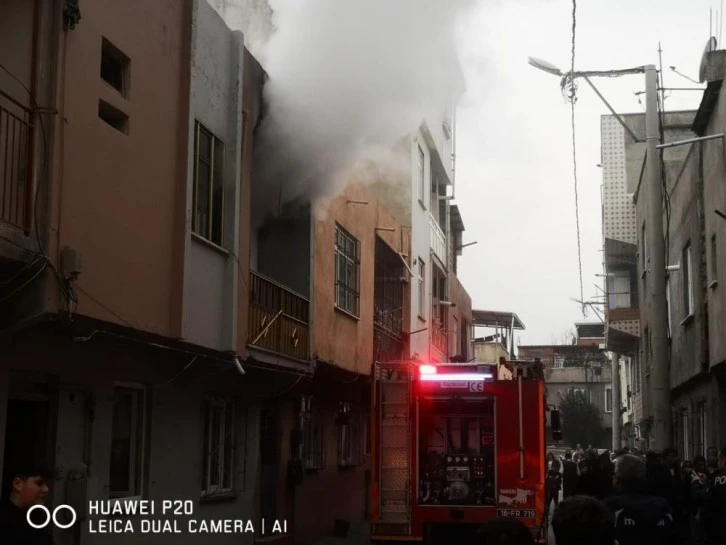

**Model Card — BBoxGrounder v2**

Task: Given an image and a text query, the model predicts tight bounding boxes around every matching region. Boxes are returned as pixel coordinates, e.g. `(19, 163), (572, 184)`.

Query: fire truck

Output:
(370, 357), (554, 544)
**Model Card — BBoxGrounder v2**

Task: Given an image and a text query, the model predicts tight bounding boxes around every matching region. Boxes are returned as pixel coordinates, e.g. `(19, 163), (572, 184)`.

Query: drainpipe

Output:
(612, 353), (621, 451)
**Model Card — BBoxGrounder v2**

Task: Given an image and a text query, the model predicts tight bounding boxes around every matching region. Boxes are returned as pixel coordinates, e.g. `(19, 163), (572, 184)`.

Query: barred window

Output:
(335, 224), (360, 316)
(302, 411), (326, 471)
(337, 406), (366, 468)
(202, 396), (243, 497)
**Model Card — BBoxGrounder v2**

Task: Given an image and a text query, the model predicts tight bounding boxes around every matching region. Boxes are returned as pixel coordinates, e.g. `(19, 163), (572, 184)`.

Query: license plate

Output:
(497, 509), (535, 519)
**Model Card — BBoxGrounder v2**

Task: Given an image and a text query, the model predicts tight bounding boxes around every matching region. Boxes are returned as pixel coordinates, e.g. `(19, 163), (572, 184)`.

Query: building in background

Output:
(471, 310), (525, 362)
(520, 324), (612, 447)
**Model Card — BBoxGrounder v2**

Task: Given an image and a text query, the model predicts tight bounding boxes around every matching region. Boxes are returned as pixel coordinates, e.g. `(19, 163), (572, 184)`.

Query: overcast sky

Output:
(454, 0), (718, 344)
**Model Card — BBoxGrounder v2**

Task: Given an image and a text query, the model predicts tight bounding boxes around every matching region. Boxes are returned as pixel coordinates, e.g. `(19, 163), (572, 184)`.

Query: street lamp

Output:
(528, 56), (672, 452)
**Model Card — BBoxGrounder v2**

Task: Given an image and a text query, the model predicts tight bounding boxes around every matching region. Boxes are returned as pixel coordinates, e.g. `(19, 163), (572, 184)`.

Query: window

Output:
(451, 315), (459, 357)
(683, 242), (694, 316)
(202, 397), (239, 497)
(110, 385), (146, 499)
(710, 234), (718, 285)
(192, 121), (225, 246)
(605, 386), (613, 413)
(665, 278), (672, 337)
(337, 405), (366, 468)
(100, 38), (129, 96)
(302, 410), (325, 471)
(418, 258), (426, 319)
(608, 271), (631, 309)
(694, 402), (706, 458)
(98, 100), (129, 134)
(681, 410), (689, 460)
(334, 224), (360, 316)
(568, 388), (591, 402)
(417, 144), (425, 203)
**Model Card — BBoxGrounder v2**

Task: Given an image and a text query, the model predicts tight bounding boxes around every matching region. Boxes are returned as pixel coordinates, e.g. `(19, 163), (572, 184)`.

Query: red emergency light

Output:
(418, 364), (493, 382)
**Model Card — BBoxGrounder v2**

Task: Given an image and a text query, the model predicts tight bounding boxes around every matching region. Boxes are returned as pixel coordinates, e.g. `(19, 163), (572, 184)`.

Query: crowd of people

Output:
(546, 444), (726, 545)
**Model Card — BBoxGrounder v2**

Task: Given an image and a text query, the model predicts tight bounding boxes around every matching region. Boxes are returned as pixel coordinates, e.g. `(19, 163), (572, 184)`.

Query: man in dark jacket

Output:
(552, 495), (618, 545)
(703, 447), (726, 544)
(561, 451), (578, 498)
(0, 461), (54, 545)
(604, 454), (677, 545)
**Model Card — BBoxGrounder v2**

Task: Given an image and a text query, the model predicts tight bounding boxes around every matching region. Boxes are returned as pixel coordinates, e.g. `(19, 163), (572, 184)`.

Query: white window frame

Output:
(418, 258), (426, 320)
(109, 383), (147, 501)
(681, 410), (690, 460)
(605, 386), (613, 413)
(683, 242), (694, 317)
(710, 234), (718, 285)
(568, 387), (591, 402)
(417, 144), (425, 203)
(192, 120), (225, 246)
(608, 270), (631, 309)
(201, 396), (239, 498)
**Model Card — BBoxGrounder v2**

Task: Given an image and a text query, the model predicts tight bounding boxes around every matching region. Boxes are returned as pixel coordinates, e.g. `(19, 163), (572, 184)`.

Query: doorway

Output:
(1, 397), (51, 500)
(259, 401), (281, 535)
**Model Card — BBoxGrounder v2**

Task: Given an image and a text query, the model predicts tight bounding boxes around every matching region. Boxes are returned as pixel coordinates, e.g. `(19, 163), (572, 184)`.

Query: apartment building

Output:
(602, 108), (702, 451)
(0, 2), (266, 544)
(520, 324), (613, 447)
(671, 48), (726, 454)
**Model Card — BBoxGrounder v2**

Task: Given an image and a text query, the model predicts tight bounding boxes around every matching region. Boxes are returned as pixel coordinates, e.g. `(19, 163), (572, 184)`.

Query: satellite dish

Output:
(698, 36), (718, 83)
(528, 56), (563, 77)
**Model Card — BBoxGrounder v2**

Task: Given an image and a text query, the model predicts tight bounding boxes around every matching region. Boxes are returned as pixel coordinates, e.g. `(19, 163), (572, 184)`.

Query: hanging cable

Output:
(563, 0), (586, 316)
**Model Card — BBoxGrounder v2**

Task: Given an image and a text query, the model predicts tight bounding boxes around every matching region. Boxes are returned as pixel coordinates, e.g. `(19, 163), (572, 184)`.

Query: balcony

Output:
(0, 90), (33, 230)
(248, 270), (310, 362)
(429, 212), (446, 268)
(432, 321), (447, 354)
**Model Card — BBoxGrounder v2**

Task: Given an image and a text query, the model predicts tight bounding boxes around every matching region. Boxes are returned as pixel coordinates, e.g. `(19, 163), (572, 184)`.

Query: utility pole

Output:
(612, 353), (621, 451)
(644, 64), (671, 451)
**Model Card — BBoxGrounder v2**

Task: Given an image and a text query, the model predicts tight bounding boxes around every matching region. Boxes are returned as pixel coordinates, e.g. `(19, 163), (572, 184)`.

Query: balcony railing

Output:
(0, 90), (33, 230)
(429, 212), (446, 267)
(432, 322), (447, 354)
(248, 270), (310, 361)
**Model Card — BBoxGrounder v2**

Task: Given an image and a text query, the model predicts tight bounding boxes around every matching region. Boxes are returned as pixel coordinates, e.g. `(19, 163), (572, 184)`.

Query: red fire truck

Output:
(370, 358), (553, 544)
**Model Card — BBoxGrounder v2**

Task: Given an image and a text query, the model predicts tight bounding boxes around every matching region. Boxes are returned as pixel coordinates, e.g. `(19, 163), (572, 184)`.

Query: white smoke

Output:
(252, 0), (477, 219)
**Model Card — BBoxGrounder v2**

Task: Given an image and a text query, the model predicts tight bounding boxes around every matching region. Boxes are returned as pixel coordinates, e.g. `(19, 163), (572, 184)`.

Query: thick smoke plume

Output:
(252, 0), (476, 221)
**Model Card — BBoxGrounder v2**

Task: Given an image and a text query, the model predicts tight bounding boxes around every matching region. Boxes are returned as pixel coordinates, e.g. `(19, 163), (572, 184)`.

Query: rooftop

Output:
(472, 310), (525, 330)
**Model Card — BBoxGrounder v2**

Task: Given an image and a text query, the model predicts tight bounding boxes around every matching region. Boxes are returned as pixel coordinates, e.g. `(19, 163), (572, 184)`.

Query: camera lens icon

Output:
(27, 504), (77, 530)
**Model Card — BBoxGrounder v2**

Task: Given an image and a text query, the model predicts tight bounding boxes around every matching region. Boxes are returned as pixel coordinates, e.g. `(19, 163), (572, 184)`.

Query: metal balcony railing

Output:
(432, 322), (447, 354)
(429, 212), (446, 267)
(0, 90), (33, 230)
(248, 270), (310, 361)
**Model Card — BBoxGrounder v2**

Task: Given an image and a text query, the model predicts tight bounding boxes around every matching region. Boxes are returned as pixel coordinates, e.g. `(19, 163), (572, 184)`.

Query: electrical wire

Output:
(564, 0), (586, 316)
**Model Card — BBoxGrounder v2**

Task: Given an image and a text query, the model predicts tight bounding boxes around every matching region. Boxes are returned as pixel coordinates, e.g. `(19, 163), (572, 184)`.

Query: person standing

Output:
(0, 461), (54, 545)
(604, 454), (676, 545)
(702, 447), (726, 545)
(562, 451), (578, 498)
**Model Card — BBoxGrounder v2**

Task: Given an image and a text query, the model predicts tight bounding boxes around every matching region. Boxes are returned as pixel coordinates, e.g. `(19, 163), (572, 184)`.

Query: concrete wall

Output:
(663, 144), (707, 388)
(474, 342), (508, 363)
(52, 0), (191, 337)
(410, 130), (434, 362)
(2, 328), (259, 545)
(629, 110), (697, 445)
(313, 182), (407, 375)
(182, 0), (244, 352)
(701, 77), (726, 370)
(448, 269), (472, 360)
